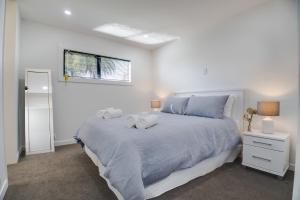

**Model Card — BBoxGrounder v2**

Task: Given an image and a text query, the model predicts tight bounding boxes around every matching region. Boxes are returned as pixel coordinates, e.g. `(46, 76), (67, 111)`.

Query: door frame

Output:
(0, 0), (8, 199)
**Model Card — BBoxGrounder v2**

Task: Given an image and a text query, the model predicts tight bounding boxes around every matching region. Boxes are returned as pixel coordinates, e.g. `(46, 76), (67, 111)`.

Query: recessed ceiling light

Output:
(42, 86), (48, 90)
(94, 23), (143, 38)
(64, 10), (72, 16)
(128, 33), (179, 45)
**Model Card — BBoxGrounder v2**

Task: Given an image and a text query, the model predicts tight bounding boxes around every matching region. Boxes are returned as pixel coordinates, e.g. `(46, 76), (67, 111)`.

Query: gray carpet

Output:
(4, 144), (294, 200)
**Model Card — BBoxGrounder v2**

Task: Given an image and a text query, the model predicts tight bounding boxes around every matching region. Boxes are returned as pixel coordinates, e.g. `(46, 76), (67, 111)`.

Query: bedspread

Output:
(75, 112), (241, 200)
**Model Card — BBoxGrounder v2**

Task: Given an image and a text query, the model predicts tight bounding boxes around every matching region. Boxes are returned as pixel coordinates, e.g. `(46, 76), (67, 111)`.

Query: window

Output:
(64, 50), (131, 82)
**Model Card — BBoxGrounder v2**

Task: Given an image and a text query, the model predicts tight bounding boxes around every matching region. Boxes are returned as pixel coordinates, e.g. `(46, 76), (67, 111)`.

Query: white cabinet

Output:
(25, 69), (54, 155)
(242, 131), (289, 177)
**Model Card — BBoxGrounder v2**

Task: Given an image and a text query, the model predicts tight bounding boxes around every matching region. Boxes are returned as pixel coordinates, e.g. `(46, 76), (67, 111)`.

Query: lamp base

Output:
(151, 108), (160, 112)
(262, 117), (274, 134)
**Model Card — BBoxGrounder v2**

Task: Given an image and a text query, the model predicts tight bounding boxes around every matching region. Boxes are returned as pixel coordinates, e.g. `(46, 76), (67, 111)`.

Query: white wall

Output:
(17, 0), (298, 168)
(153, 0), (298, 166)
(0, 0), (8, 198)
(20, 20), (154, 144)
(3, 0), (20, 164)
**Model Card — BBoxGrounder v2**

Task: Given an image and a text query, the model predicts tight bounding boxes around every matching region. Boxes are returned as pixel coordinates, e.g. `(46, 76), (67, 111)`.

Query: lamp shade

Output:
(151, 100), (161, 109)
(257, 101), (280, 116)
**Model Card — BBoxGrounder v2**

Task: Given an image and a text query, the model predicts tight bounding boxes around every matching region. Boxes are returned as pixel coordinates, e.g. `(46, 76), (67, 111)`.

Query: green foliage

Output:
(101, 57), (116, 76)
(64, 50), (130, 81)
(65, 51), (97, 78)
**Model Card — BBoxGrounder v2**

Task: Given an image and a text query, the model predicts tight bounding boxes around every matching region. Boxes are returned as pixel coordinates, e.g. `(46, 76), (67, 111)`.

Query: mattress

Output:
(84, 145), (241, 200)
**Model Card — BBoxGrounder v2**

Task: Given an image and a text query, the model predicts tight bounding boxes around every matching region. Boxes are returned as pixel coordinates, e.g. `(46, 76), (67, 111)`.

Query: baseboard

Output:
(289, 163), (295, 171)
(55, 138), (76, 147)
(0, 178), (8, 200)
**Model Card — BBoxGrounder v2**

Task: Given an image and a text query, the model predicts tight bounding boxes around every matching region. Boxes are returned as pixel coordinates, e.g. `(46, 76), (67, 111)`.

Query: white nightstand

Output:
(242, 130), (290, 177)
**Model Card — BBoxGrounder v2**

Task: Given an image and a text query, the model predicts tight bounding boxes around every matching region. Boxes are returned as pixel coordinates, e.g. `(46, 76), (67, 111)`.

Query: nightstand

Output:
(242, 131), (290, 177)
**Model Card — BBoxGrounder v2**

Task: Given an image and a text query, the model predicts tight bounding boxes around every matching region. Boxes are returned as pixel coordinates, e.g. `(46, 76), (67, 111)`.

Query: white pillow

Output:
(224, 95), (235, 118)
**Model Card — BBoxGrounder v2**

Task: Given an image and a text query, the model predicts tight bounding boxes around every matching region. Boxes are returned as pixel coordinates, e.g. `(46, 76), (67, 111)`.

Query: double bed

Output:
(75, 89), (244, 200)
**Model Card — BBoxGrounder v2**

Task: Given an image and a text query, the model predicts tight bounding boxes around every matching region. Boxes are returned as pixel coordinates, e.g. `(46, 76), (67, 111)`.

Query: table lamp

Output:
(257, 101), (280, 134)
(151, 100), (161, 111)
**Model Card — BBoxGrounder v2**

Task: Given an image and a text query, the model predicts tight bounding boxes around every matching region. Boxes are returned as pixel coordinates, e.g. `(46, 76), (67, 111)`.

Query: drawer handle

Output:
(253, 141), (272, 146)
(252, 155), (272, 162)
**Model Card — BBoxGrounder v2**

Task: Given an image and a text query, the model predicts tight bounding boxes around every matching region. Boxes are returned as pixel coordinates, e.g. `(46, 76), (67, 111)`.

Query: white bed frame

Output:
(84, 89), (245, 200)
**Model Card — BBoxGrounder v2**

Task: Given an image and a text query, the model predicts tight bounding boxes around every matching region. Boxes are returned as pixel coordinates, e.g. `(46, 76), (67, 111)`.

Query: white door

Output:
(26, 71), (51, 153)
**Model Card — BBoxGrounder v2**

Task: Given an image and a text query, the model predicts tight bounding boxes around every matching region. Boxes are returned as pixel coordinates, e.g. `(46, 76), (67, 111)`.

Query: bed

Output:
(75, 89), (244, 200)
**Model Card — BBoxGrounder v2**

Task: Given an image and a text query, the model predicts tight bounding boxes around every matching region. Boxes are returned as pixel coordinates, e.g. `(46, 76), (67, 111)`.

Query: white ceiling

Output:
(17, 0), (271, 49)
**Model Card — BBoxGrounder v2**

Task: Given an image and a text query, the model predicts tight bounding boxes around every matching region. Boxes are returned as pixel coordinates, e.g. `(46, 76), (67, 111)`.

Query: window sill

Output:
(58, 77), (133, 86)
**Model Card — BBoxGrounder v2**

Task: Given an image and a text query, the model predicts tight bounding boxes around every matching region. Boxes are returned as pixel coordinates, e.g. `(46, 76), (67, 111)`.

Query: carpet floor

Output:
(4, 144), (294, 200)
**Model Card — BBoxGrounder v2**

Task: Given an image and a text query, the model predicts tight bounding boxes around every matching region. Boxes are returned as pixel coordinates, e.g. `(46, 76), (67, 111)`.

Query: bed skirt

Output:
(84, 145), (241, 200)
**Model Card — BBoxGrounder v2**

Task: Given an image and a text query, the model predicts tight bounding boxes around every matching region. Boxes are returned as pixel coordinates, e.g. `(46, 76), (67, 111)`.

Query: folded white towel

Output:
(126, 114), (139, 128)
(103, 109), (123, 119)
(96, 110), (106, 118)
(96, 107), (114, 118)
(136, 114), (159, 129)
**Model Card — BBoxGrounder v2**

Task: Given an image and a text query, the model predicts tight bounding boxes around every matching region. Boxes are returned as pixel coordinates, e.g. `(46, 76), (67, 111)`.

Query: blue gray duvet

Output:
(75, 112), (241, 200)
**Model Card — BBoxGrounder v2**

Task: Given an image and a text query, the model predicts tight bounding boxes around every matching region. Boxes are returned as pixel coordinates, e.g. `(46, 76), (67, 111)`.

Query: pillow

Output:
(161, 96), (189, 115)
(224, 95), (236, 118)
(185, 95), (229, 119)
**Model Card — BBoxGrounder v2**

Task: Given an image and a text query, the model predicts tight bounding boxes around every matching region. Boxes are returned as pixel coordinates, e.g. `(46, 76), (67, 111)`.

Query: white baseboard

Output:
(55, 138), (76, 147)
(0, 178), (8, 200)
(289, 163), (295, 171)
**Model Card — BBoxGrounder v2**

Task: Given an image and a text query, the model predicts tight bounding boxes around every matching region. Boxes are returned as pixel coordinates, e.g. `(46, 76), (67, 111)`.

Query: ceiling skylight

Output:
(93, 23), (179, 45)
(128, 33), (179, 45)
(94, 23), (143, 38)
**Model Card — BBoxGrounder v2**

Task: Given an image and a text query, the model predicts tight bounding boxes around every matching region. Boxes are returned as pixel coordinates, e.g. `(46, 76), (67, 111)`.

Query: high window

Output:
(64, 50), (131, 82)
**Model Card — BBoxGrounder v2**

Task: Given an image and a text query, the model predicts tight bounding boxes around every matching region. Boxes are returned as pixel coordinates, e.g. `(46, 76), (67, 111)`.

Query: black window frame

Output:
(63, 49), (131, 81)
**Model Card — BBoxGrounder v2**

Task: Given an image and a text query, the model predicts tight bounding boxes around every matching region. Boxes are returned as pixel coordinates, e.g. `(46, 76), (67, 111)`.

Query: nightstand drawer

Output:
(243, 145), (284, 173)
(243, 135), (285, 151)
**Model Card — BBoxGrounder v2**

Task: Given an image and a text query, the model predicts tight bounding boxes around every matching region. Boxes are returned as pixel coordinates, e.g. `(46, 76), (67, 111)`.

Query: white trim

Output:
(57, 77), (133, 86)
(54, 138), (76, 147)
(289, 163), (295, 171)
(0, 178), (8, 200)
(26, 149), (54, 155)
(0, 1), (7, 199)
